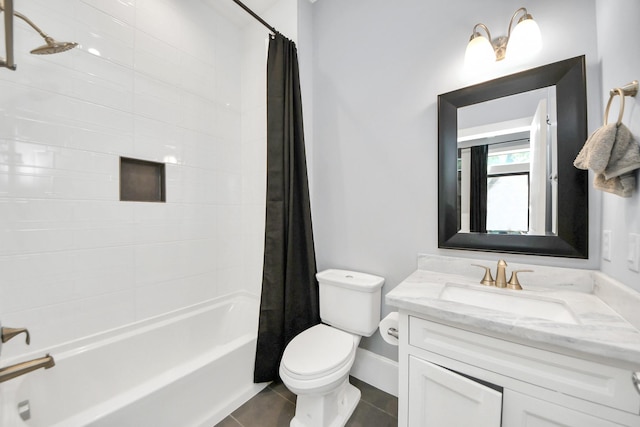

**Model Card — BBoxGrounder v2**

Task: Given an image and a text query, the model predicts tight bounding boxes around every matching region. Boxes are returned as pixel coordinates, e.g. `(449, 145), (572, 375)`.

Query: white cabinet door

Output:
(408, 356), (502, 427)
(502, 390), (626, 427)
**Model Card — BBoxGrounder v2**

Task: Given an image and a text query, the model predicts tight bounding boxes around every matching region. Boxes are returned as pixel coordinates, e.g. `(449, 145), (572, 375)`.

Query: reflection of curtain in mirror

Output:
(470, 145), (488, 233)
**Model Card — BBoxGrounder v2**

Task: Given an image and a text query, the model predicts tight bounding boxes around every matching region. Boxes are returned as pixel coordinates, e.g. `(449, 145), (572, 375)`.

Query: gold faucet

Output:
(495, 260), (508, 288)
(0, 354), (55, 383)
(472, 260), (532, 290)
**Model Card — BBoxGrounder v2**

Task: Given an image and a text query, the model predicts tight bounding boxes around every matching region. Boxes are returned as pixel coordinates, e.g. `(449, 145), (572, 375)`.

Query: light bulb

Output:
(507, 17), (542, 62)
(464, 35), (495, 71)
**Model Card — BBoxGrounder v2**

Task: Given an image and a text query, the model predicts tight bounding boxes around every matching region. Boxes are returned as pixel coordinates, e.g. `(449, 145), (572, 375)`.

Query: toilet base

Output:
(290, 378), (361, 427)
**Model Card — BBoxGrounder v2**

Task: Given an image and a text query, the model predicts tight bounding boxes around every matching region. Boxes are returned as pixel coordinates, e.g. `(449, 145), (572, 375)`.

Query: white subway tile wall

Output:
(0, 0), (267, 358)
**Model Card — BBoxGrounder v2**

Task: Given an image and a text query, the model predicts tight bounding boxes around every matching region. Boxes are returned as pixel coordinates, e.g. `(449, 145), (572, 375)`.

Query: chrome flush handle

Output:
(633, 372), (640, 395)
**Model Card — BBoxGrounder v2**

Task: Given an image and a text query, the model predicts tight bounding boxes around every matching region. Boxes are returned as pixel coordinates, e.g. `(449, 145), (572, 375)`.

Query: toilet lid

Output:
(282, 324), (355, 378)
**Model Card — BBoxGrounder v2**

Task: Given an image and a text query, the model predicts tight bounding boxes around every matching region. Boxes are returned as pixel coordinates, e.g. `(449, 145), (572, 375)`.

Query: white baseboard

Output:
(351, 348), (398, 397)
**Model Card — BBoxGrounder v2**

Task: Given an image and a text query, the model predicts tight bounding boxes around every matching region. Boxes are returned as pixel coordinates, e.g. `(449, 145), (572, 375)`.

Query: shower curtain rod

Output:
(231, 0), (277, 35)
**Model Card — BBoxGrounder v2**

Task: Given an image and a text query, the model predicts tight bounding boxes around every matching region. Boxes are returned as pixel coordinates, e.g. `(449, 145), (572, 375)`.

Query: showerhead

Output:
(30, 36), (78, 55)
(0, 1), (78, 69)
(5, 8), (78, 55)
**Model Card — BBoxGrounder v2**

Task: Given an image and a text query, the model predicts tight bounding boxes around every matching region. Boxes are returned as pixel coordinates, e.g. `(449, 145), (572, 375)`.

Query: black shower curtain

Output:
(470, 145), (488, 233)
(253, 33), (320, 383)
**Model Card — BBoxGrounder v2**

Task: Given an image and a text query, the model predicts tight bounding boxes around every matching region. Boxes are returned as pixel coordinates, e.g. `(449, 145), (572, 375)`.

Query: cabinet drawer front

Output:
(409, 316), (640, 414)
(502, 390), (627, 427)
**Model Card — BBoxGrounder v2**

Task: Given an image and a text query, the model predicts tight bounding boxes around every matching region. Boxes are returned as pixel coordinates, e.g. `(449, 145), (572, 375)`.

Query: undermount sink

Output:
(439, 283), (580, 325)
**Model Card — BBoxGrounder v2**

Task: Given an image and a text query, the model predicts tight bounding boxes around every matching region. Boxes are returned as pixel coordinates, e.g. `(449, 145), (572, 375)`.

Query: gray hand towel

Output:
(574, 122), (640, 197)
(573, 123), (617, 173)
(603, 123), (640, 179)
(593, 172), (636, 198)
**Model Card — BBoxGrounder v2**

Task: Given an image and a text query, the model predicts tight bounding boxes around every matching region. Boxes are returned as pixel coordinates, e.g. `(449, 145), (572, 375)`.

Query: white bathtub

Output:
(0, 292), (265, 427)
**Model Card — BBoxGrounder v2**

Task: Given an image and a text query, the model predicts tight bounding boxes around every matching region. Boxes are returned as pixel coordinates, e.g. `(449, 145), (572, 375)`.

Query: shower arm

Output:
(0, 1), (53, 42)
(13, 10), (50, 41)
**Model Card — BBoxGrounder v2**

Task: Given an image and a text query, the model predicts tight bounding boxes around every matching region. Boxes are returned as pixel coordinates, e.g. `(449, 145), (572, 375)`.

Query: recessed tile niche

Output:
(120, 157), (166, 202)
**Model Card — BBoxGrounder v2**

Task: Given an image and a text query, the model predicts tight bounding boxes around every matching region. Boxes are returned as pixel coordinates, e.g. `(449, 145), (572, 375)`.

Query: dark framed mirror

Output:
(438, 56), (588, 258)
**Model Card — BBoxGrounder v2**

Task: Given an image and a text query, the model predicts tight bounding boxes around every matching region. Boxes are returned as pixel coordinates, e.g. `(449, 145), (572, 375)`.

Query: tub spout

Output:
(0, 354), (55, 383)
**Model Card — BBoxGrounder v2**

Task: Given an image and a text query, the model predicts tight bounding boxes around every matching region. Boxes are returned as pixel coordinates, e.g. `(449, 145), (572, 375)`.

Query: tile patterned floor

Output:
(215, 377), (398, 427)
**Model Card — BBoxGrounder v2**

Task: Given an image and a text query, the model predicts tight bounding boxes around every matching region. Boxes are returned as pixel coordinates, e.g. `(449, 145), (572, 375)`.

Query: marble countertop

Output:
(386, 269), (640, 368)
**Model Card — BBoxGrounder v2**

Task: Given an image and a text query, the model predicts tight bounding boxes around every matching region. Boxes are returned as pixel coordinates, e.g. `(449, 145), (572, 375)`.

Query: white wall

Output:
(297, 0), (315, 195)
(0, 0), (267, 359)
(596, 0), (640, 292)
(310, 0), (603, 360)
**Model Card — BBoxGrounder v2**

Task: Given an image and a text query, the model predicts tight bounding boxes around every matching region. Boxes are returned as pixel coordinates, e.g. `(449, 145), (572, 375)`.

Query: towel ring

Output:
(604, 88), (625, 126)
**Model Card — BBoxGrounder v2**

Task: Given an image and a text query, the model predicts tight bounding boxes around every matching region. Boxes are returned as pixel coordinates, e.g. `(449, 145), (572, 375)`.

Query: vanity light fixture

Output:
(464, 7), (542, 70)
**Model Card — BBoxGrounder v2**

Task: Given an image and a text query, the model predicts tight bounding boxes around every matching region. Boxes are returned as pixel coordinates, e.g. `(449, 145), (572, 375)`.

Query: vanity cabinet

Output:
(408, 356), (502, 426)
(400, 314), (640, 427)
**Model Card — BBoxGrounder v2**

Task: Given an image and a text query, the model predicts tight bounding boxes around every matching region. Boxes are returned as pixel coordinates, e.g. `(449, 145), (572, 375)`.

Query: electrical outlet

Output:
(602, 230), (612, 261)
(628, 233), (640, 272)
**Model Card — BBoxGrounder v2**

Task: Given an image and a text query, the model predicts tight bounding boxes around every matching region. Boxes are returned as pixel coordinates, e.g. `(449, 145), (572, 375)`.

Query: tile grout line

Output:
(358, 399), (398, 419)
(229, 414), (244, 427)
(269, 387), (296, 405)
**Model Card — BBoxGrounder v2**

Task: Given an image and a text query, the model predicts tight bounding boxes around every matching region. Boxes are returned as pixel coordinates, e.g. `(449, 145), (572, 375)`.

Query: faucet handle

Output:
(507, 270), (533, 290)
(1, 327), (31, 345)
(471, 264), (495, 286)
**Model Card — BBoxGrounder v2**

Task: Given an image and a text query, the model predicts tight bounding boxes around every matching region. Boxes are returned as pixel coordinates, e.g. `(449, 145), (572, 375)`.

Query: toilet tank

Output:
(317, 269), (385, 337)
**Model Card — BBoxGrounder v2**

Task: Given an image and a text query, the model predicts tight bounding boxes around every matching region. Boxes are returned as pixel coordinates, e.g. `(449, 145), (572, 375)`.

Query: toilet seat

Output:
(280, 324), (356, 381)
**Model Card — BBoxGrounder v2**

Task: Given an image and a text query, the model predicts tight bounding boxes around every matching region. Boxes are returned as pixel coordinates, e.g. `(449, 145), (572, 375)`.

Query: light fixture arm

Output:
(507, 7), (531, 39)
(470, 23), (492, 43)
(469, 23), (506, 61)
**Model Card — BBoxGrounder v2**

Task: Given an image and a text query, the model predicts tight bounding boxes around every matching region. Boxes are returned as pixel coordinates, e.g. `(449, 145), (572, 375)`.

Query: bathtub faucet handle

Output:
(1, 327), (31, 345)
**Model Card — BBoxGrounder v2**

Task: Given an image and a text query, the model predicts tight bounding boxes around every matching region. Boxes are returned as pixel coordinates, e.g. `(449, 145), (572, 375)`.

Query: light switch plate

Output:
(602, 230), (612, 261)
(628, 233), (640, 272)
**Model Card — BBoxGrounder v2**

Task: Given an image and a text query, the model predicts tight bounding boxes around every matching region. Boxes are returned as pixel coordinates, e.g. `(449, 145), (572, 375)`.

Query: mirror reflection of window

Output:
(486, 143), (530, 234)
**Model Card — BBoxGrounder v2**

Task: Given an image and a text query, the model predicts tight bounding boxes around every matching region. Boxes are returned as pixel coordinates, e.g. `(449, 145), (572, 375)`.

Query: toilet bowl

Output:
(280, 324), (361, 427)
(279, 269), (385, 427)
(280, 324), (360, 395)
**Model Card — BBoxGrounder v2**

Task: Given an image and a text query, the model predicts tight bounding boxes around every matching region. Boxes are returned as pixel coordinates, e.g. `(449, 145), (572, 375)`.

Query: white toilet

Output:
(279, 269), (385, 427)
